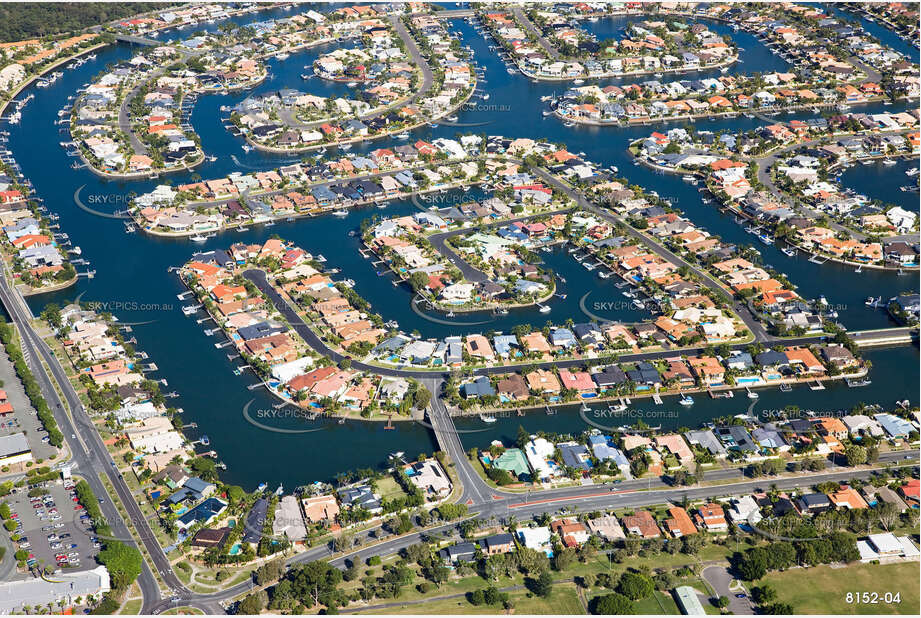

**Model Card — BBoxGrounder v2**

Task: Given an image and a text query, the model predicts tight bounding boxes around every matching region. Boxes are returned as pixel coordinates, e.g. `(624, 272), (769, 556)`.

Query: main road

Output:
(142, 458), (916, 613)
(0, 273), (222, 613)
(277, 14), (435, 131)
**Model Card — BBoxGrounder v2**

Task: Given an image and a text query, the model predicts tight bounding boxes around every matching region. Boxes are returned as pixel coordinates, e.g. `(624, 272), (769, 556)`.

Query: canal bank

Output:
(0, 6), (914, 491)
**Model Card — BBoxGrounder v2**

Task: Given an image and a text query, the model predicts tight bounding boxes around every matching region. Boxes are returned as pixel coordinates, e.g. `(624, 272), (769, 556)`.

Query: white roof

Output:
(0, 566), (111, 613)
(868, 532), (903, 554)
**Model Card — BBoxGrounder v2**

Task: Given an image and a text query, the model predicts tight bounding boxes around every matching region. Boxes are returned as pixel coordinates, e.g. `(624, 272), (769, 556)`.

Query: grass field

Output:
(376, 476), (409, 501)
(118, 599), (142, 615)
(761, 562), (920, 615)
(363, 584), (585, 614)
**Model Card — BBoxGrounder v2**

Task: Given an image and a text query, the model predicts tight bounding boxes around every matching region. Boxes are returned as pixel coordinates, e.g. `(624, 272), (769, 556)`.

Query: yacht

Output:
(332, 209), (348, 217)
(241, 144), (253, 152)
(678, 393), (694, 406)
(190, 234), (207, 242)
(882, 158), (897, 166)
(275, 52), (290, 60)
(538, 304), (551, 313)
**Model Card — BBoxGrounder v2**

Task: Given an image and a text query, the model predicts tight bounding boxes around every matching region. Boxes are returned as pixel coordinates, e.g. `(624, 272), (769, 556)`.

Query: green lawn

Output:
(118, 599), (142, 615)
(362, 584), (585, 614)
(761, 562), (920, 615)
(376, 476), (409, 501)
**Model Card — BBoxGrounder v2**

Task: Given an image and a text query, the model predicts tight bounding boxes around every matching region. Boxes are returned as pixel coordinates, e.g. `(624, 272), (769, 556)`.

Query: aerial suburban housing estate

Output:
(0, 1), (917, 616)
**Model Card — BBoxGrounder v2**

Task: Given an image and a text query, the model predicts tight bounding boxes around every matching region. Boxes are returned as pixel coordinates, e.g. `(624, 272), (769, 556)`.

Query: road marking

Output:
(507, 489), (636, 509)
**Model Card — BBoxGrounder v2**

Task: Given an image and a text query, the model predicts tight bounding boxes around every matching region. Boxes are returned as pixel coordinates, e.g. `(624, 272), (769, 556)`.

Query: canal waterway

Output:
(0, 5), (916, 490)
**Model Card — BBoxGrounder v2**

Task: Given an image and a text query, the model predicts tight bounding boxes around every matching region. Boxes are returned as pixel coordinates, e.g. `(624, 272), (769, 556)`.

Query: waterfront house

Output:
(684, 429), (727, 458)
(462, 376), (495, 399)
(497, 374), (529, 401)
(273, 495), (307, 541)
(526, 369), (560, 394)
(558, 441), (591, 471)
(301, 494), (340, 524)
(874, 413), (914, 439)
(524, 437), (558, 482)
(492, 447), (530, 481)
(655, 434), (694, 466)
(407, 460), (451, 498)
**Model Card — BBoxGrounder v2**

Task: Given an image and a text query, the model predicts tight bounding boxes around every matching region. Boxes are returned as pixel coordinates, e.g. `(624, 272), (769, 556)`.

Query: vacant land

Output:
(761, 562), (920, 615)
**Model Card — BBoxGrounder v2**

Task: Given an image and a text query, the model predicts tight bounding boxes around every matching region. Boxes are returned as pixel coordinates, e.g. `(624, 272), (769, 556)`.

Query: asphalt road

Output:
(510, 6), (561, 60)
(752, 128), (917, 243)
(0, 275), (174, 612)
(7, 261), (915, 614)
(277, 14), (436, 132)
(425, 206), (575, 283)
(528, 165), (772, 341)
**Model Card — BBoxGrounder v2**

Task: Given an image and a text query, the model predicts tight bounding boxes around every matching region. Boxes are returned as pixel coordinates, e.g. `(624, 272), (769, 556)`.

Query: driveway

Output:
(702, 564), (754, 615)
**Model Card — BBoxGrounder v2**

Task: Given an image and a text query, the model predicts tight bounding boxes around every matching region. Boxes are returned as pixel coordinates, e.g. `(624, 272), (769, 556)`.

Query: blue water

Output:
(0, 6), (915, 490)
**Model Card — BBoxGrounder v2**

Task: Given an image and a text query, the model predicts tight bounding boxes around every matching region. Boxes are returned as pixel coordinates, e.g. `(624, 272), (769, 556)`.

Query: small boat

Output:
(275, 52), (290, 60)
(746, 388), (758, 399)
(332, 210), (348, 217)
(781, 247), (796, 257)
(190, 234), (207, 242)
(241, 144), (253, 152)
(882, 159), (897, 166)
(480, 414), (497, 423)
(446, 311), (455, 318)
(538, 304), (551, 313)
(396, 133), (410, 140)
